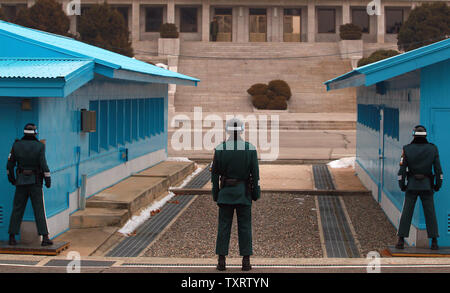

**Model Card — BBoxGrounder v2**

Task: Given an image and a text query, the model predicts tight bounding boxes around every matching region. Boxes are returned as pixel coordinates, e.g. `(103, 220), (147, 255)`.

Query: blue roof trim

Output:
(0, 20), (200, 85)
(324, 38), (450, 91)
(0, 59), (95, 97)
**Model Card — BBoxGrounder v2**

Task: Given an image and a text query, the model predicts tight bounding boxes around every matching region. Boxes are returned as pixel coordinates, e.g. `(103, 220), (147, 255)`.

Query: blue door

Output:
(0, 100), (22, 240)
(431, 109), (450, 247)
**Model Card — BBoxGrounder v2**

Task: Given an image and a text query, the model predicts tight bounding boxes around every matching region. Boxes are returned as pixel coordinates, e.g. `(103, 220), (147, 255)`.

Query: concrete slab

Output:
(202, 164), (314, 190)
(86, 177), (169, 214)
(329, 167), (367, 191)
(70, 208), (129, 229)
(133, 161), (195, 186)
(53, 227), (118, 257)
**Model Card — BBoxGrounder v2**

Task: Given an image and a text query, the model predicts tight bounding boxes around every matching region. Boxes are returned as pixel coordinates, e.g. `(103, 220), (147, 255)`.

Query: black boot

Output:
(41, 235), (53, 247)
(242, 255), (251, 271)
(216, 255), (226, 271)
(431, 238), (439, 250)
(8, 234), (17, 246)
(395, 237), (404, 249)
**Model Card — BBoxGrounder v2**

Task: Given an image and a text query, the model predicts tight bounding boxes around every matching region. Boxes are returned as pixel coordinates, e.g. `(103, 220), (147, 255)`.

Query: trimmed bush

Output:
(14, 0), (70, 36)
(357, 49), (400, 67)
(397, 3), (450, 52)
(252, 94), (270, 109)
(339, 23), (362, 40)
(78, 3), (134, 57)
(266, 96), (288, 110)
(266, 89), (276, 100)
(247, 83), (268, 96)
(268, 80), (292, 100)
(160, 23), (179, 38)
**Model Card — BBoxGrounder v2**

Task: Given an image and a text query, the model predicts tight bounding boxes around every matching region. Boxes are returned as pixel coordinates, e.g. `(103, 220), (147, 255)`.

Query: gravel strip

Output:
(342, 195), (398, 257)
(143, 192), (323, 258)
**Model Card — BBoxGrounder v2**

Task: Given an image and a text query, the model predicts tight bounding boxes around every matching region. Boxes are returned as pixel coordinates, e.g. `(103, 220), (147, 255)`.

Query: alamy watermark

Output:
(66, 251), (81, 273)
(366, 251), (381, 273)
(66, 0), (81, 16)
(170, 107), (280, 161)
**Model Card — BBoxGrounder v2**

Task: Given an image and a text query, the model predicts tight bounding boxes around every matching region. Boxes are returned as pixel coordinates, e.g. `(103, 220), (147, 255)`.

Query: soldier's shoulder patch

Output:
(399, 149), (405, 166)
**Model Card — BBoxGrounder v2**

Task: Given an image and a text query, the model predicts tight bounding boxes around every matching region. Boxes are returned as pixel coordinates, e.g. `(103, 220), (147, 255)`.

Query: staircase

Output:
(175, 42), (356, 113)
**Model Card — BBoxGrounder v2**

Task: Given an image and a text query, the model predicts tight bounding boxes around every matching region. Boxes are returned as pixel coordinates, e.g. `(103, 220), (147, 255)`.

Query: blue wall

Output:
(0, 75), (168, 240)
(420, 59), (450, 245)
(356, 71), (421, 225)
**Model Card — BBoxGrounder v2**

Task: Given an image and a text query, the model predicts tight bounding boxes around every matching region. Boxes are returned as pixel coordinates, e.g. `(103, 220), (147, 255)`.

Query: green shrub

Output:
(252, 95), (270, 109)
(266, 96), (288, 110)
(160, 23), (179, 38)
(268, 80), (291, 100)
(78, 3), (134, 57)
(339, 23), (363, 40)
(14, 0), (70, 36)
(247, 83), (268, 96)
(357, 49), (400, 67)
(397, 3), (450, 52)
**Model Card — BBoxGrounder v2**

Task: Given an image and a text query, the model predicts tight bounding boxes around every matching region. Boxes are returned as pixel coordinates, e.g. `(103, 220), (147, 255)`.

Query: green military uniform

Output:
(6, 135), (51, 236)
(210, 18), (219, 42)
(211, 138), (260, 256)
(397, 138), (443, 239)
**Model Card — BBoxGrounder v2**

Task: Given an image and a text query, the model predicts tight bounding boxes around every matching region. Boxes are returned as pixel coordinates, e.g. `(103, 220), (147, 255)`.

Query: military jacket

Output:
(7, 137), (50, 186)
(211, 138), (261, 205)
(398, 142), (443, 191)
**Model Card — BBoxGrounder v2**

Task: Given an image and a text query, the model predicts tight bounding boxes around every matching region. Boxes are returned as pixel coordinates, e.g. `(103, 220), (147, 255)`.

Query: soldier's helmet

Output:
(412, 125), (427, 137)
(23, 123), (38, 136)
(225, 117), (244, 135)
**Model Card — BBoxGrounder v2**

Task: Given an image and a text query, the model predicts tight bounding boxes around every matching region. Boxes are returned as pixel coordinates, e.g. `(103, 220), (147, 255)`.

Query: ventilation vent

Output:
(0, 206), (3, 225)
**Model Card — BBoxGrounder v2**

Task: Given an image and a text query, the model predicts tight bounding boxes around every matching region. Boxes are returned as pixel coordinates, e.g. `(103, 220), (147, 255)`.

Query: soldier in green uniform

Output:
(210, 16), (219, 42)
(6, 123), (53, 247)
(211, 118), (260, 271)
(396, 125), (443, 250)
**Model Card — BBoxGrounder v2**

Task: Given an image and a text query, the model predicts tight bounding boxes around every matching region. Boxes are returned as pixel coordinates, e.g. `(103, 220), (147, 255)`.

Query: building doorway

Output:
(284, 8), (301, 42)
(249, 8), (267, 42)
(214, 8), (232, 42)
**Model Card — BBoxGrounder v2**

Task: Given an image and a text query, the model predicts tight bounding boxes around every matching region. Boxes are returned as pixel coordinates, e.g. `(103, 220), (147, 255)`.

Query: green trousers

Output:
(8, 185), (49, 236)
(398, 190), (439, 238)
(216, 204), (253, 256)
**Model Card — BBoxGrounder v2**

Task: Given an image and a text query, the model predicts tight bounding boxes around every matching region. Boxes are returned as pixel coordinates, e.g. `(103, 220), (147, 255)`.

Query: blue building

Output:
(325, 38), (450, 247)
(0, 20), (199, 241)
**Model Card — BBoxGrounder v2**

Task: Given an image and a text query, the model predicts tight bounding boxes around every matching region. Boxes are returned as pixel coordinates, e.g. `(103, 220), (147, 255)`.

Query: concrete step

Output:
(70, 208), (129, 229)
(69, 160), (196, 229)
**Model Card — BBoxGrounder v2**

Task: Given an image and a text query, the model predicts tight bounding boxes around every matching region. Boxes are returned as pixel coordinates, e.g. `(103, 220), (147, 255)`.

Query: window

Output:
(357, 104), (380, 132)
(284, 8), (301, 42)
(180, 7), (198, 32)
(318, 8), (336, 33)
(386, 8), (403, 34)
(352, 8), (370, 33)
(89, 98), (165, 154)
(145, 7), (163, 32)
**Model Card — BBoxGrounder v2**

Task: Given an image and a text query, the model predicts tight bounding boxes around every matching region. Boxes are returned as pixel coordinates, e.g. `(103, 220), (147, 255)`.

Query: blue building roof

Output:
(0, 58), (93, 79)
(0, 20), (199, 86)
(324, 38), (450, 91)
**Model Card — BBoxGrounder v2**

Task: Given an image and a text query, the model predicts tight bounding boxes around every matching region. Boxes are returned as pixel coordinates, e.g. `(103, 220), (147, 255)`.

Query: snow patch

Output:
(118, 191), (176, 235)
(327, 157), (356, 169)
(166, 157), (193, 162)
(117, 166), (204, 235)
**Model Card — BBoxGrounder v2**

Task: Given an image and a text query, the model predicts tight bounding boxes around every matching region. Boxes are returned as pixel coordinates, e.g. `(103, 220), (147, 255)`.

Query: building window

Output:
(352, 8), (370, 33)
(385, 8), (403, 34)
(89, 98), (165, 154)
(145, 7), (163, 32)
(180, 7), (198, 33)
(284, 8), (302, 42)
(318, 8), (336, 33)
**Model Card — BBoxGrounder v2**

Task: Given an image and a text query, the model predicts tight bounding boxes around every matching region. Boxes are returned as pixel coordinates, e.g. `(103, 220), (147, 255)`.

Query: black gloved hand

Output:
(44, 176), (51, 188)
(8, 175), (16, 186)
(398, 181), (406, 192)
